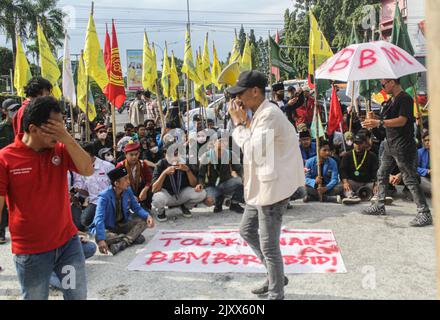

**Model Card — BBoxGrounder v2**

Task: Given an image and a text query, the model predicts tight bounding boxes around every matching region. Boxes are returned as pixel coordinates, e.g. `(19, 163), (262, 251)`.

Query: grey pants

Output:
(152, 187), (207, 213)
(420, 177), (432, 198)
(377, 144), (430, 214)
(239, 198), (289, 300)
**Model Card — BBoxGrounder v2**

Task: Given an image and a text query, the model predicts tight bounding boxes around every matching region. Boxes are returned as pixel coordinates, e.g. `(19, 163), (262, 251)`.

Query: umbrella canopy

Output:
(315, 41), (426, 82)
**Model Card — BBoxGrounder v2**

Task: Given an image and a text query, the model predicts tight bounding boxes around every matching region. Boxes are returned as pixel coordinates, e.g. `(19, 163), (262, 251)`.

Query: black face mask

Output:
(277, 94), (285, 101)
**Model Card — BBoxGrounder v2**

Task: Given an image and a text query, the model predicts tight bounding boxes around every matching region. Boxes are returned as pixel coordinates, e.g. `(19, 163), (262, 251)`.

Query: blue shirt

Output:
(417, 147), (430, 177)
(89, 186), (149, 241)
(305, 156), (339, 190)
(300, 142), (317, 164)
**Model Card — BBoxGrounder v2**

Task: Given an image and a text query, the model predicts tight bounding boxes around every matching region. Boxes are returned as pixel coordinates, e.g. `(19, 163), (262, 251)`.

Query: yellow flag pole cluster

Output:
(14, 35), (32, 97)
(37, 22), (62, 98)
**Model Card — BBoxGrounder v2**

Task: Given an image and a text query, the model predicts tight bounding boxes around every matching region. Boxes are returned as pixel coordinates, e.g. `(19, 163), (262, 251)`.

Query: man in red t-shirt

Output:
(0, 96), (94, 300)
(13, 77), (53, 135)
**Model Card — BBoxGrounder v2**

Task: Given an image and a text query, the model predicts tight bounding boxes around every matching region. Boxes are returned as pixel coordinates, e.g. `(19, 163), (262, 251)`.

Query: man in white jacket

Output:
(228, 71), (305, 300)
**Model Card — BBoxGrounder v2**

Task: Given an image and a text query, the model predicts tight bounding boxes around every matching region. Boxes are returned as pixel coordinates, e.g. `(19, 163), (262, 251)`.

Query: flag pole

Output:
(313, 56), (323, 202)
(268, 31), (273, 90)
(413, 85), (425, 136)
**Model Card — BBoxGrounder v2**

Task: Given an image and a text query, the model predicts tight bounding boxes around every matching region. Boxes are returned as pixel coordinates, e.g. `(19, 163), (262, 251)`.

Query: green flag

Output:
(311, 108), (325, 139)
(269, 35), (295, 76)
(390, 2), (418, 90)
(348, 21), (360, 45)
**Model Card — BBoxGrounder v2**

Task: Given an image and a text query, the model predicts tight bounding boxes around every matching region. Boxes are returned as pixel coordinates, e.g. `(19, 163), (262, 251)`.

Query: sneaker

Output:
(409, 213), (433, 227)
(342, 196), (361, 205)
(133, 235), (146, 245)
(214, 205), (223, 213)
(370, 196), (393, 205)
(229, 203), (244, 214)
(181, 206), (193, 218)
(251, 276), (289, 295)
(109, 241), (128, 255)
(361, 205), (386, 216)
(336, 195), (342, 204)
(156, 212), (168, 222)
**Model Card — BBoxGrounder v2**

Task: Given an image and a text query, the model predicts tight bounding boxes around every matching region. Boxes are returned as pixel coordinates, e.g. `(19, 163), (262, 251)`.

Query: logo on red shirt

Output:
(52, 155), (61, 166)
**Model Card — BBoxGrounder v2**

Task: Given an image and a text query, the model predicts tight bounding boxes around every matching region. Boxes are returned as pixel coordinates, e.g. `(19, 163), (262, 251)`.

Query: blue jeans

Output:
(50, 241), (97, 290)
(14, 235), (87, 300)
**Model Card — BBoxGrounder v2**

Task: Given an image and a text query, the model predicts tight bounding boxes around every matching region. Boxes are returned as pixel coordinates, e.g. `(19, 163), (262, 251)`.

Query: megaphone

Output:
(217, 61), (240, 87)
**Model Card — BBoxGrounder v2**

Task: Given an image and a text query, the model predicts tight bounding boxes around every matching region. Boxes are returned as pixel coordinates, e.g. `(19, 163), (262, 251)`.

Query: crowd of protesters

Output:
(0, 74), (432, 299)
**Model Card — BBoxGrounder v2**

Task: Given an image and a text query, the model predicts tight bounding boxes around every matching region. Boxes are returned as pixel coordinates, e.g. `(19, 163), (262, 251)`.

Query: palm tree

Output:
(0, 0), (65, 71)
(0, 0), (33, 60)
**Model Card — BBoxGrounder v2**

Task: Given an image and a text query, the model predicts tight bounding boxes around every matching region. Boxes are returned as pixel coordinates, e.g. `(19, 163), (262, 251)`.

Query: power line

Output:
(70, 4), (282, 16)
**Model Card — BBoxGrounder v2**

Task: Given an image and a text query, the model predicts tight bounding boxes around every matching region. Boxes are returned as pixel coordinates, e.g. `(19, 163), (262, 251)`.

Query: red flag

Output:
(103, 25), (111, 98)
(106, 20), (126, 109)
(327, 86), (343, 136)
(271, 30), (280, 82)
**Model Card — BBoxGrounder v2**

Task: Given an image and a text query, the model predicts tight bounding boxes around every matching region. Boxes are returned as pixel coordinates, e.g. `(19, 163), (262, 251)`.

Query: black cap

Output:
(227, 71), (268, 95)
(272, 82), (284, 92)
(354, 133), (368, 144)
(108, 167), (128, 183)
(299, 130), (311, 139)
(2, 98), (19, 111)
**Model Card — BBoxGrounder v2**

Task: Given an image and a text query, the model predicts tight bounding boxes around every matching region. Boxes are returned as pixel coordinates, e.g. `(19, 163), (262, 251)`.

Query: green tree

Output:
(0, 0), (65, 72)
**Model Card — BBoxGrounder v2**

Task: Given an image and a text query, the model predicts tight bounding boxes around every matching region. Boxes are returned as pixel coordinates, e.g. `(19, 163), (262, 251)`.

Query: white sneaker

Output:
(342, 196), (361, 205)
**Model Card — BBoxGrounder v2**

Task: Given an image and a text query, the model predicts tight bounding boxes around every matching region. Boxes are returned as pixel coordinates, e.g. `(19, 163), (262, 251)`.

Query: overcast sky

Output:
(0, 0), (294, 73)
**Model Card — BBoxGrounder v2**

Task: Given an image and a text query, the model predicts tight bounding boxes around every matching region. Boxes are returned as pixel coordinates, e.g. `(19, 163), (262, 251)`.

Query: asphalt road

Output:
(0, 193), (436, 300)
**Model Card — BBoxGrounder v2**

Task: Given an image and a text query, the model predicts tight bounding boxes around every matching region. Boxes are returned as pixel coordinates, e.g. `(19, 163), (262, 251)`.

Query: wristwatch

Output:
(379, 119), (385, 127)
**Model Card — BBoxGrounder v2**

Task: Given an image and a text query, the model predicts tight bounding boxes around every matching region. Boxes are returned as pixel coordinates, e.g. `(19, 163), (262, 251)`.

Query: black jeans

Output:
(81, 203), (97, 229)
(376, 143), (430, 214)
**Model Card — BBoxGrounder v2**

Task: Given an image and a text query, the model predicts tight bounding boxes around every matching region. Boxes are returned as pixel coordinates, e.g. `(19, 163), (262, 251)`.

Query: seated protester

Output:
(159, 122), (186, 148)
(299, 130), (317, 165)
(117, 141), (153, 210)
(285, 87), (305, 126)
(73, 143), (115, 229)
(151, 142), (207, 222)
(198, 139), (244, 214)
(206, 118), (218, 131)
(93, 124), (112, 157)
(271, 82), (286, 113)
(98, 147), (115, 165)
(140, 137), (162, 164)
(339, 131), (354, 157)
(90, 167), (155, 256)
(339, 131), (379, 205)
(137, 123), (147, 141)
(417, 132), (431, 197)
(145, 119), (161, 145)
(304, 141), (343, 203)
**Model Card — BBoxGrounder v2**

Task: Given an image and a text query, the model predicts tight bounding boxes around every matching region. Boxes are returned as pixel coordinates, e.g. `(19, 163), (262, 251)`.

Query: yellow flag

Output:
(14, 35), (32, 97)
(151, 43), (158, 90)
(229, 31), (241, 64)
(142, 32), (155, 91)
(77, 53), (96, 121)
(84, 13), (109, 92)
(240, 36), (252, 72)
(161, 43), (171, 98)
(181, 27), (199, 83)
(194, 49), (208, 107)
(170, 51), (179, 101)
(37, 23), (61, 98)
(211, 42), (222, 90)
(202, 33), (211, 87)
(308, 12), (333, 77)
(196, 49), (204, 86)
